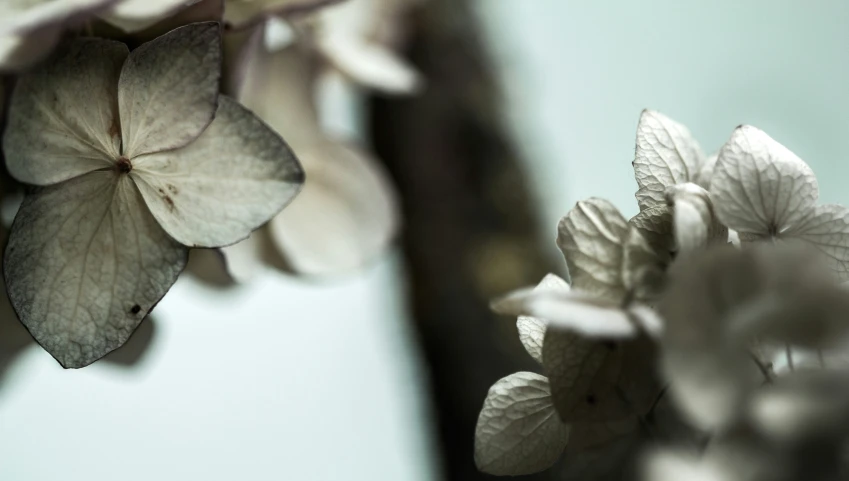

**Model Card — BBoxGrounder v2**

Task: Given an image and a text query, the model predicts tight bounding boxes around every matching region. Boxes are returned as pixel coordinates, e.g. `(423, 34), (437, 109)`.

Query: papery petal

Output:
(633, 110), (705, 210)
(3, 37), (126, 185)
(0, 27), (60, 72)
(232, 33), (322, 147)
(266, 141), (399, 275)
(556, 198), (629, 302)
(694, 153), (718, 190)
(319, 36), (422, 94)
(100, 0), (194, 33)
(515, 274), (569, 364)
(0, 0), (117, 35)
(665, 183), (728, 255)
(132, 95), (304, 248)
(711, 125), (818, 238)
(474, 372), (570, 476)
(784, 203), (849, 280)
(224, 0), (345, 28)
(118, 22), (221, 158)
(4, 172), (187, 368)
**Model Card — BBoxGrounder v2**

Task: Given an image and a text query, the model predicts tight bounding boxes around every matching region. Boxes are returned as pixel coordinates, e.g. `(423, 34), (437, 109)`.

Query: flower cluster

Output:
(476, 110), (849, 480)
(0, 0), (419, 368)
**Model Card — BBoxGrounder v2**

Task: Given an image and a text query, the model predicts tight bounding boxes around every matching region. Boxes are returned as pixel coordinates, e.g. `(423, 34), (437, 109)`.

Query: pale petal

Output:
(132, 95), (304, 248)
(694, 153), (718, 189)
(118, 22), (221, 158)
(665, 183), (728, 255)
(474, 372), (570, 476)
(492, 288), (642, 340)
(100, 0), (193, 33)
(543, 331), (659, 424)
(266, 141), (399, 275)
(784, 203), (849, 280)
(0, 27), (60, 72)
(633, 110), (705, 210)
(642, 449), (729, 481)
(711, 125), (818, 238)
(622, 222), (670, 303)
(556, 198), (629, 302)
(516, 273), (569, 364)
(224, 0), (345, 28)
(232, 33), (322, 147)
(3, 37), (126, 185)
(4, 172), (187, 368)
(0, 0), (117, 35)
(220, 232), (269, 282)
(319, 36), (422, 94)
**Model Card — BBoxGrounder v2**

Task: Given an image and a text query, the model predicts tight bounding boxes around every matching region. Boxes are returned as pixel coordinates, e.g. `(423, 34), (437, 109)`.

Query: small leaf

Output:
(118, 22), (222, 158)
(474, 372), (570, 476)
(4, 172), (187, 368)
(633, 110), (705, 210)
(132, 95), (304, 248)
(515, 274), (569, 364)
(711, 125), (819, 240)
(556, 198), (629, 302)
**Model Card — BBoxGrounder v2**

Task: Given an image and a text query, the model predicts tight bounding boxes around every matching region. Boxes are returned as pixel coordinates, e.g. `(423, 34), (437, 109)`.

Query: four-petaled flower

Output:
(2, 22), (304, 368)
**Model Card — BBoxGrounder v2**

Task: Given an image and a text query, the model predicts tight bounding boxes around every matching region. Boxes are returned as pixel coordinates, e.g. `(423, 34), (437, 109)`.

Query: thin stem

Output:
(748, 350), (774, 384)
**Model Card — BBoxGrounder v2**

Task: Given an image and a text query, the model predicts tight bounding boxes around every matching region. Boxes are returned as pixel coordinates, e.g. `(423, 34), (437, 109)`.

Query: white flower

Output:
(710, 125), (849, 280)
(631, 110), (727, 256)
(2, 23), (304, 367)
(216, 21), (399, 278)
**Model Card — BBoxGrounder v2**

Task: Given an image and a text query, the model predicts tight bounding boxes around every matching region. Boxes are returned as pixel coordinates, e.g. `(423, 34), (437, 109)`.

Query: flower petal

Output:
(556, 198), (629, 302)
(666, 183), (728, 255)
(711, 125), (818, 239)
(474, 372), (570, 476)
(132, 95), (304, 248)
(265, 141), (399, 275)
(0, 0), (117, 35)
(514, 274), (570, 364)
(223, 0), (344, 28)
(3, 37), (126, 185)
(319, 36), (422, 94)
(118, 22), (221, 158)
(0, 27), (61, 72)
(633, 110), (705, 210)
(784, 203), (849, 280)
(99, 0), (194, 33)
(4, 172), (187, 368)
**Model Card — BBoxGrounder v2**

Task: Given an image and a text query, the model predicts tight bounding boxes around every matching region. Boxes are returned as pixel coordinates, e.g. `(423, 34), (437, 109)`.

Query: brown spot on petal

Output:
(130, 304), (141, 314)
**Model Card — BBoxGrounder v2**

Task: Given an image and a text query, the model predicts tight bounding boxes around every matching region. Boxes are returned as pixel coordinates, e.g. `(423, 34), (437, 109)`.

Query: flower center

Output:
(116, 157), (132, 174)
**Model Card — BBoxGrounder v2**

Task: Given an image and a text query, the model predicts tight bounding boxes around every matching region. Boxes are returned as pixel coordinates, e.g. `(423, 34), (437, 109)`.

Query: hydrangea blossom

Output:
(2, 22), (304, 368)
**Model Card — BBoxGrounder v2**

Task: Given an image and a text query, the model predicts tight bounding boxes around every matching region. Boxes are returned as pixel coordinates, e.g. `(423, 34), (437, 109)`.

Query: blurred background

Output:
(2, 0), (849, 480)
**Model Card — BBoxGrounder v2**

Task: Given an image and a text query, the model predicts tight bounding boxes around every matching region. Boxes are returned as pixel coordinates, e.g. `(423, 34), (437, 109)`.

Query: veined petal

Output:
(4, 171), (187, 368)
(474, 372), (570, 476)
(784, 203), (849, 280)
(711, 125), (818, 238)
(132, 95), (304, 248)
(515, 274), (570, 364)
(3, 37), (126, 185)
(266, 141), (399, 275)
(633, 110), (705, 210)
(556, 198), (629, 302)
(0, 0), (117, 36)
(100, 0), (194, 33)
(666, 183), (728, 255)
(118, 22), (221, 158)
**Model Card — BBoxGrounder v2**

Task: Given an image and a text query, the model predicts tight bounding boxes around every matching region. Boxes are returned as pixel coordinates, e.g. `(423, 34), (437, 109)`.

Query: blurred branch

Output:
(369, 1), (557, 479)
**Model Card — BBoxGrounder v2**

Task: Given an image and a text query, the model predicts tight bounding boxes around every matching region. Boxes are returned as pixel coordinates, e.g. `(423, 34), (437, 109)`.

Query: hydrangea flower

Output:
(2, 22), (304, 368)
(710, 125), (849, 279)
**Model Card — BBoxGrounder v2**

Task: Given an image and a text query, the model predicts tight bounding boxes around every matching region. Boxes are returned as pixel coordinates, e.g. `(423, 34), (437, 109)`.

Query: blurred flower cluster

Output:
(476, 110), (849, 481)
(0, 0), (419, 369)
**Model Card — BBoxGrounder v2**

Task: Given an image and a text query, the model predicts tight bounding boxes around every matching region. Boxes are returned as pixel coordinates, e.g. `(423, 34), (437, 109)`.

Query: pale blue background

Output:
(2, 1), (849, 479)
